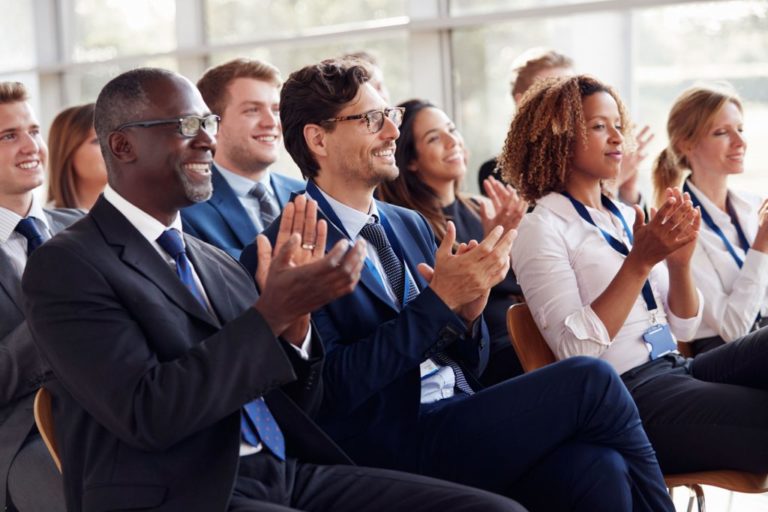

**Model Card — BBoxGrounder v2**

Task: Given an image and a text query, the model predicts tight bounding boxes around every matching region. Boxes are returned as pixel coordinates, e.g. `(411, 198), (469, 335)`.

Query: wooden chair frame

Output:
(33, 387), (62, 473)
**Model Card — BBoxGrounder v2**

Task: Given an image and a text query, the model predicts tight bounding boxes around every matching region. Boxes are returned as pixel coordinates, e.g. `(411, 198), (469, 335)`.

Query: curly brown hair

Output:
(498, 74), (631, 203)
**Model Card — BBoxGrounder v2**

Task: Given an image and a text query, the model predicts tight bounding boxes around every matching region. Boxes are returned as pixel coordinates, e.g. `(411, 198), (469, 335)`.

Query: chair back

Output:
(506, 303), (557, 372)
(33, 387), (62, 473)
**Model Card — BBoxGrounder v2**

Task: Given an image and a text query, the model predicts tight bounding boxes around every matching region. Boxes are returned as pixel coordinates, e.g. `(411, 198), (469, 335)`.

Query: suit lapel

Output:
(378, 203), (430, 292)
(185, 237), (236, 327)
(91, 198), (219, 328)
(44, 210), (68, 236)
(318, 207), (398, 311)
(0, 250), (22, 312)
(270, 173), (300, 208)
(209, 166), (259, 247)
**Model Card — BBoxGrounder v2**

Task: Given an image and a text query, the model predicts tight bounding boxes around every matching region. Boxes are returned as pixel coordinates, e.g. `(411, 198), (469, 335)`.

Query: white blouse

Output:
(512, 192), (703, 376)
(686, 182), (768, 342)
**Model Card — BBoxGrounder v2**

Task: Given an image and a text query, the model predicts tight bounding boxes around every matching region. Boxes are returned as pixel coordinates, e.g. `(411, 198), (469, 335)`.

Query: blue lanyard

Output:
(562, 192), (659, 313)
(683, 180), (749, 268)
(683, 180), (762, 325)
(306, 180), (415, 305)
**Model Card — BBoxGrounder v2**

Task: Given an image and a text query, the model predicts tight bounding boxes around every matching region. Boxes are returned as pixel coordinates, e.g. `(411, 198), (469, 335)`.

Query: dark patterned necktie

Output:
(359, 219), (474, 395)
(249, 182), (279, 229)
(359, 221), (418, 305)
(15, 217), (46, 255)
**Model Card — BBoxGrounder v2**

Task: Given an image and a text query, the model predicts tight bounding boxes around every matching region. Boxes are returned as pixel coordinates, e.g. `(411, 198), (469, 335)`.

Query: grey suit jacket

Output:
(0, 207), (82, 507)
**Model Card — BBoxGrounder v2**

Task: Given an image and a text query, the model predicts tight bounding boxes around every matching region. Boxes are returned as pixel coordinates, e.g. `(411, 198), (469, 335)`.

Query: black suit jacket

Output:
(0, 207), (82, 507)
(22, 197), (349, 512)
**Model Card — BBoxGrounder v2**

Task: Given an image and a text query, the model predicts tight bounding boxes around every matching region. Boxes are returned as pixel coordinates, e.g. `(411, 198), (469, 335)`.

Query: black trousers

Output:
(622, 326), (768, 474)
(228, 453), (524, 512)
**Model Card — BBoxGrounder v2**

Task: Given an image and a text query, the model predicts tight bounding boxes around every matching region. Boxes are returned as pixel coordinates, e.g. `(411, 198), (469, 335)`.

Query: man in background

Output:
(182, 58), (304, 259)
(0, 81), (78, 512)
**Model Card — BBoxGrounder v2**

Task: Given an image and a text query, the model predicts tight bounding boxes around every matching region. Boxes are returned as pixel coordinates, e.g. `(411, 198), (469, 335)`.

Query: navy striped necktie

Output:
(359, 219), (474, 395)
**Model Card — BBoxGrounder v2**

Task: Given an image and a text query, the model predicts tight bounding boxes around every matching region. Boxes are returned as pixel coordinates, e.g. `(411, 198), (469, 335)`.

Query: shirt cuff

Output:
(667, 289), (704, 342)
(289, 326), (313, 360)
(744, 247), (768, 289)
(563, 305), (612, 346)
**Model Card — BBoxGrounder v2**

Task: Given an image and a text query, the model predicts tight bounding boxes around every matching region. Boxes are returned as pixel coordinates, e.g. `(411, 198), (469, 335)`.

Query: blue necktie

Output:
(156, 229), (207, 308)
(156, 229), (286, 459)
(359, 220), (474, 395)
(15, 217), (45, 255)
(241, 398), (286, 460)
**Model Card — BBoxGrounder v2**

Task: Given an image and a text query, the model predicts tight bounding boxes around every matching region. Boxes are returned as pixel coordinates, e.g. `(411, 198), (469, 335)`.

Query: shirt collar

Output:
(103, 184), (183, 245)
(315, 185), (378, 239)
(216, 164), (273, 199)
(0, 194), (51, 244)
(686, 180), (748, 224)
(536, 191), (636, 226)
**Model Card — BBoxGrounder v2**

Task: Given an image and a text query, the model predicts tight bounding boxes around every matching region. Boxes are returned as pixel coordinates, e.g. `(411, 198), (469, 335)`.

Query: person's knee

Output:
(572, 448), (631, 511)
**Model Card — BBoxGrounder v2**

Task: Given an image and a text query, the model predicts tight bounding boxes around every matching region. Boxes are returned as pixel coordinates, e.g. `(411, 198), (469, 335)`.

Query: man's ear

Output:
(304, 124), (328, 159)
(108, 131), (137, 163)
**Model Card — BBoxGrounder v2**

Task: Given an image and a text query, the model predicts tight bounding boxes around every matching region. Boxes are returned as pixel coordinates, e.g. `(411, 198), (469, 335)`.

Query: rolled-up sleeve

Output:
(666, 288), (704, 342)
(513, 214), (612, 360)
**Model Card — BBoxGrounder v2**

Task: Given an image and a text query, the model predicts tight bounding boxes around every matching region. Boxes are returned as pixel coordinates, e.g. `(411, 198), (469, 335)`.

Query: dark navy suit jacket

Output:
(241, 195), (489, 470)
(181, 165), (305, 259)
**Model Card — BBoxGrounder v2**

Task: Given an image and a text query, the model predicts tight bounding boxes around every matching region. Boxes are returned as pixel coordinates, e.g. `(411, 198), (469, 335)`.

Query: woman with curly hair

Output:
(652, 83), (768, 355)
(505, 74), (768, 475)
(47, 103), (106, 209)
(378, 99), (528, 384)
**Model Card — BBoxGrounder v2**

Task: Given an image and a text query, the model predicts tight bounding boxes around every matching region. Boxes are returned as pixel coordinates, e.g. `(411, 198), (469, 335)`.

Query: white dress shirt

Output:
(315, 186), (456, 404)
(0, 195), (52, 275)
(217, 165), (276, 232)
(687, 182), (768, 341)
(512, 192), (703, 376)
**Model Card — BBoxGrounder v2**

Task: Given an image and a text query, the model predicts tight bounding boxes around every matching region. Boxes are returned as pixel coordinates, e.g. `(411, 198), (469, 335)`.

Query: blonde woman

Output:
(653, 83), (768, 355)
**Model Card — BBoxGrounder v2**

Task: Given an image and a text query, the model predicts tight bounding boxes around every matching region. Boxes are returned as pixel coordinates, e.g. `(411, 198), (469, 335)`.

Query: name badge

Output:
(643, 324), (676, 360)
(420, 359), (440, 379)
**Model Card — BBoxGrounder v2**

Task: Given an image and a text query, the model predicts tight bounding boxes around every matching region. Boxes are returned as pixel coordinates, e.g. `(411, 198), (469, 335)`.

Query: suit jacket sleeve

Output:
(0, 320), (49, 405)
(276, 331), (324, 417)
(23, 242), (298, 452)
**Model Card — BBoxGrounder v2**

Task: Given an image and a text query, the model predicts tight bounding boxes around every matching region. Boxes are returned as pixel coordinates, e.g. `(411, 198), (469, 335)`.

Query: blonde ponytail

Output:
(651, 148), (686, 208)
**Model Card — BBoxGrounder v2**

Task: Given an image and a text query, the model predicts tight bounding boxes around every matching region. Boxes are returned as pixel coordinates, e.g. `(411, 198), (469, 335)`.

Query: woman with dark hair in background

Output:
(652, 83), (768, 355)
(379, 99), (528, 384)
(47, 103), (106, 209)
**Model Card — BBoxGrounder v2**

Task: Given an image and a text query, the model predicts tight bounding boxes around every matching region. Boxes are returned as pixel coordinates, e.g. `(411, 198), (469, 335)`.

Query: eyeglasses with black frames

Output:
(115, 114), (220, 138)
(321, 107), (404, 134)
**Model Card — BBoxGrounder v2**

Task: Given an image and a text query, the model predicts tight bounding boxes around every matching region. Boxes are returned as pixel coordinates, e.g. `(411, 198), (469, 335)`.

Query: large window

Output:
(451, 0), (768, 194)
(4, 0), (768, 194)
(633, 0), (768, 193)
(206, 0), (406, 44)
(72, 0), (177, 62)
(451, 11), (626, 189)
